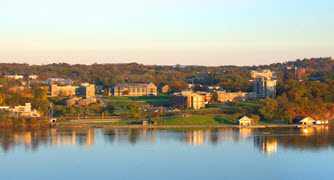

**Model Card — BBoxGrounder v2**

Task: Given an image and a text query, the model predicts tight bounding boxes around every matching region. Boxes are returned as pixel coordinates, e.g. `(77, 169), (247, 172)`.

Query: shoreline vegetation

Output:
(0, 117), (50, 128)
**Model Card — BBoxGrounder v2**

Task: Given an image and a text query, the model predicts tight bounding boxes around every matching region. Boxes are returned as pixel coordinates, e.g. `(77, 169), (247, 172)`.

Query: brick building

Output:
(169, 90), (205, 109)
(285, 66), (305, 81)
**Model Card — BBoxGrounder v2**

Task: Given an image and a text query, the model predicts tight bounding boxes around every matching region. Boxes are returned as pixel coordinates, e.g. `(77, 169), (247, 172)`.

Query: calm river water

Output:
(0, 127), (333, 180)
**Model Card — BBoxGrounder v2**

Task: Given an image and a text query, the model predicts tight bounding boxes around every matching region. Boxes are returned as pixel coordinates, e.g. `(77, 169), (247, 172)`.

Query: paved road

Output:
(97, 95), (110, 107)
(70, 119), (121, 123)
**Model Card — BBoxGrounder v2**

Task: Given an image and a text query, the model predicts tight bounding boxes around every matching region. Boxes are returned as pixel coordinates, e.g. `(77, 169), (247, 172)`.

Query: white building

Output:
(315, 120), (329, 125)
(9, 103), (41, 117)
(4, 75), (24, 80)
(28, 75), (38, 80)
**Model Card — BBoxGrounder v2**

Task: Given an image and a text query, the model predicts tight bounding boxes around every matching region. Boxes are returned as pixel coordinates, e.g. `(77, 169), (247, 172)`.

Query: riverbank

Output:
(55, 122), (322, 129)
(53, 114), (329, 129)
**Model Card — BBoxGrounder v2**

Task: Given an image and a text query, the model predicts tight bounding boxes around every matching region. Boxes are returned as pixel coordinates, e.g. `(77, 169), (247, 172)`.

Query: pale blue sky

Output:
(0, 0), (333, 65)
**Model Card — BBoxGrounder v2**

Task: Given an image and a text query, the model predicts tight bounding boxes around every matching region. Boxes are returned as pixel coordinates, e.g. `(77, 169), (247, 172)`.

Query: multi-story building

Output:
(205, 90), (255, 102)
(9, 103), (41, 117)
(112, 82), (157, 96)
(75, 83), (95, 98)
(254, 77), (276, 99)
(218, 91), (256, 102)
(50, 84), (77, 97)
(169, 90), (206, 109)
(49, 83), (95, 98)
(285, 66), (305, 81)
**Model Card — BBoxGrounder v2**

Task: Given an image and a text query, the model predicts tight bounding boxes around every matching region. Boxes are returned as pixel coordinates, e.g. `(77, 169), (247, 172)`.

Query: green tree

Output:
(105, 101), (115, 114)
(259, 99), (278, 121)
(128, 103), (141, 118)
(251, 114), (260, 124)
(232, 97), (239, 108)
(211, 91), (218, 102)
(103, 88), (109, 97)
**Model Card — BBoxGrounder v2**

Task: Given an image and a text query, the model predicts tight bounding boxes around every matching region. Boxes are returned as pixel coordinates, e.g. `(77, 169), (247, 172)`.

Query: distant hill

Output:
(0, 57), (332, 91)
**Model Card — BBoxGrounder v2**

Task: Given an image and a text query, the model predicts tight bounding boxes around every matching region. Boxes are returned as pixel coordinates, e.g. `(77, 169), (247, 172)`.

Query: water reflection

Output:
(1, 126), (333, 156)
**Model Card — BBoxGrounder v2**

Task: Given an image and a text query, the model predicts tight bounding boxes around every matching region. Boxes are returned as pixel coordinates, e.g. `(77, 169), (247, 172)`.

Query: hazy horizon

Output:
(1, 0), (333, 66)
(0, 56), (330, 67)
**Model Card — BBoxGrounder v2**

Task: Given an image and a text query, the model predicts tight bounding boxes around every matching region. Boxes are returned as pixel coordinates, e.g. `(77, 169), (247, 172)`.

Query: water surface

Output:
(0, 127), (333, 180)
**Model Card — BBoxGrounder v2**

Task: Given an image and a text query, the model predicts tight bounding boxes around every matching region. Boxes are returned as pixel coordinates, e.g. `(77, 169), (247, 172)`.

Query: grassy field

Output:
(226, 101), (262, 107)
(257, 121), (288, 125)
(105, 94), (169, 108)
(72, 121), (132, 125)
(72, 115), (236, 126)
(155, 115), (236, 126)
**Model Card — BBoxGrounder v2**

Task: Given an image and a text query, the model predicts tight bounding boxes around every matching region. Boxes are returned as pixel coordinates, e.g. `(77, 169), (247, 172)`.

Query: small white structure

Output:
(9, 103), (41, 117)
(4, 75), (24, 80)
(293, 116), (315, 125)
(236, 115), (252, 126)
(46, 77), (74, 85)
(315, 120), (329, 125)
(28, 75), (38, 80)
(0, 106), (9, 110)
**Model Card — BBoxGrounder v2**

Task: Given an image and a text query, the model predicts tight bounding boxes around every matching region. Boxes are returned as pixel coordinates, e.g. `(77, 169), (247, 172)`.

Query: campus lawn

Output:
(257, 121), (288, 125)
(73, 121), (132, 126)
(155, 115), (236, 126)
(104, 94), (169, 108)
(227, 101), (262, 107)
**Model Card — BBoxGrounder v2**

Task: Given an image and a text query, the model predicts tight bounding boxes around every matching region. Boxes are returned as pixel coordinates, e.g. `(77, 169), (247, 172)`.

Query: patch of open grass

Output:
(105, 95), (170, 108)
(257, 121), (287, 125)
(214, 115), (236, 125)
(155, 115), (235, 126)
(227, 101), (262, 107)
(73, 121), (131, 126)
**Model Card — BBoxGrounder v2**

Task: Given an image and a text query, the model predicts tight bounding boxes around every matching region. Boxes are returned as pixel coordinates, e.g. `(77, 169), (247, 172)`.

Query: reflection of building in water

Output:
(181, 130), (206, 146)
(3, 127), (334, 153)
(77, 130), (95, 146)
(13, 132), (32, 147)
(139, 128), (158, 144)
(179, 128), (251, 146)
(300, 127), (315, 136)
(206, 128), (239, 144)
(315, 125), (329, 134)
(49, 129), (96, 147)
(238, 128), (251, 140)
(254, 136), (277, 156)
(50, 129), (77, 147)
(103, 128), (158, 145)
(25, 132), (31, 146)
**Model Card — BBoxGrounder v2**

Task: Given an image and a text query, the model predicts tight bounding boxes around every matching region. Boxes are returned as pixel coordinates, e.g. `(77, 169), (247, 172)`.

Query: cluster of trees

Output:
(52, 98), (115, 117)
(0, 57), (330, 93)
(0, 84), (50, 115)
(259, 79), (334, 122)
